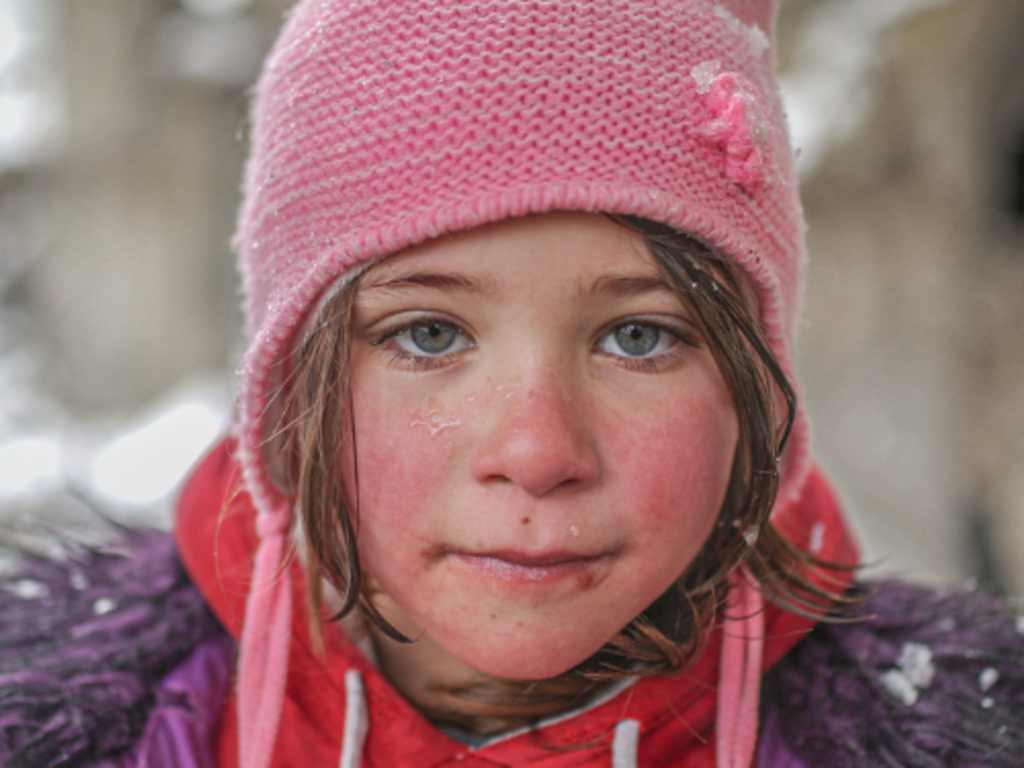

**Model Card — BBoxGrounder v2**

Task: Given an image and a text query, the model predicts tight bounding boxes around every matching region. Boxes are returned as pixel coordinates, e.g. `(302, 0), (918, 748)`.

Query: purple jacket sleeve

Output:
(100, 633), (235, 768)
(755, 707), (810, 768)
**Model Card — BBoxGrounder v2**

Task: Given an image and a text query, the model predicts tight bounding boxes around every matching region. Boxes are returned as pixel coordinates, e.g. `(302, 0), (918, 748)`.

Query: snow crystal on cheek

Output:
(409, 397), (462, 437)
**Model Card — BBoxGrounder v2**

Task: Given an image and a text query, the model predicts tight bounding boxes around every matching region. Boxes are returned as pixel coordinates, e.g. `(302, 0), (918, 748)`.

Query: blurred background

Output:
(0, 0), (1021, 595)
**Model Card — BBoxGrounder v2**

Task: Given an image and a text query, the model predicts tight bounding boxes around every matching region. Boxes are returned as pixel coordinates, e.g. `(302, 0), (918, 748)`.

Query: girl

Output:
(2, 0), (1022, 766)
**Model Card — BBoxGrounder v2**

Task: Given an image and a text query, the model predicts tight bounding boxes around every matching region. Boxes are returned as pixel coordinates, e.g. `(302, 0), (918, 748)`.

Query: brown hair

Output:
(278, 216), (853, 732)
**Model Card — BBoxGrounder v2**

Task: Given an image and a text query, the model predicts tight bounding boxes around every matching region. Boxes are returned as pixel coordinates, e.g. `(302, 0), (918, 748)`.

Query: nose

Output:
(468, 373), (600, 497)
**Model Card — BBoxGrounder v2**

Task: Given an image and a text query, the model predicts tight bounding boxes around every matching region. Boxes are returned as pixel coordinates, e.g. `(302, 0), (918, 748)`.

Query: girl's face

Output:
(347, 212), (738, 681)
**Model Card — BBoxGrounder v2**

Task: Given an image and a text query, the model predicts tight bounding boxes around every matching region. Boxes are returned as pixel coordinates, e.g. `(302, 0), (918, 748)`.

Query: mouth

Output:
(446, 549), (610, 585)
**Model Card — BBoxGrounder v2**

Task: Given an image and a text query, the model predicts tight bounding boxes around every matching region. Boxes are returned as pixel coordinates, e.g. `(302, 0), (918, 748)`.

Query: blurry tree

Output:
(781, 0), (1024, 594)
(14, 0), (290, 412)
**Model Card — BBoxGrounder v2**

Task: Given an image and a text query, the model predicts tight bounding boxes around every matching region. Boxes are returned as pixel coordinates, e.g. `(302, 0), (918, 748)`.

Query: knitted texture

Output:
(232, 2), (809, 767)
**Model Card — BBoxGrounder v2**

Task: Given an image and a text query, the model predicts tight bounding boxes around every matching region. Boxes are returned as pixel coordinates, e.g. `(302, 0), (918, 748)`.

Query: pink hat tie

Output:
(717, 568), (766, 768)
(238, 507), (294, 768)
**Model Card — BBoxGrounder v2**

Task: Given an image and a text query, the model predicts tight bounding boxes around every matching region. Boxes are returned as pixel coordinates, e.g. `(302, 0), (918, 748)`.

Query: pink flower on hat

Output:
(699, 71), (776, 193)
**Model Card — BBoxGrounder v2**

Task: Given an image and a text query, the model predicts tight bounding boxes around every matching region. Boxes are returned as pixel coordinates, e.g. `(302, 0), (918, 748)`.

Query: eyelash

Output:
(372, 318), (473, 370)
(370, 316), (701, 372)
(595, 320), (701, 373)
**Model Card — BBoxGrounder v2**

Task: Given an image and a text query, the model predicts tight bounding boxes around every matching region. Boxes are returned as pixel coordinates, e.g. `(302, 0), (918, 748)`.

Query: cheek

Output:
(350, 390), (461, 526)
(607, 394), (738, 528)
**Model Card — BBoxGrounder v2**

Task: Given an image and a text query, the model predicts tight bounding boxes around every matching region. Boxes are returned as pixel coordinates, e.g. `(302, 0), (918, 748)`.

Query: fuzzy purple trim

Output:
(756, 706), (810, 768)
(0, 527), (227, 767)
(762, 581), (1024, 767)
(92, 632), (234, 768)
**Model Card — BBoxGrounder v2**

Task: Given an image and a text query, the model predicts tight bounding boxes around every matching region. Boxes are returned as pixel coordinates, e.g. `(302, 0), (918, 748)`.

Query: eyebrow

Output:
(585, 274), (675, 298)
(359, 271), (672, 298)
(361, 272), (492, 294)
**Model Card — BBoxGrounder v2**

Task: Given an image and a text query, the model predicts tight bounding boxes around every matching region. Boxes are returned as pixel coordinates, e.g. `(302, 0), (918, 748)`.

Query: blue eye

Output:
(395, 320), (469, 356)
(599, 323), (673, 358)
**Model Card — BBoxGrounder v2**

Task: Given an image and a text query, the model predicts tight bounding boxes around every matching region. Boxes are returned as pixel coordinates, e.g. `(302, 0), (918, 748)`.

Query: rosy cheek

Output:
(607, 401), (737, 527)
(353, 394), (462, 523)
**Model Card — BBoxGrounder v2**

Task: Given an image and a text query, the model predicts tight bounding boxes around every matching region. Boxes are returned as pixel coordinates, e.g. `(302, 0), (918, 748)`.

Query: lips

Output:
(447, 550), (608, 584)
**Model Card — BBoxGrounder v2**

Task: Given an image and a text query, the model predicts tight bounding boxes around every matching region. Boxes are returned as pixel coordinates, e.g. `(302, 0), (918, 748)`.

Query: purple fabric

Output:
(0, 527), (226, 767)
(98, 633), (235, 768)
(761, 580), (1024, 767)
(755, 707), (810, 768)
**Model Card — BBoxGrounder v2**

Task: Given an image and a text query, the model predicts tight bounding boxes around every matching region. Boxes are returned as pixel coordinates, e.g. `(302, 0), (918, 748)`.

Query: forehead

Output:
(360, 211), (663, 290)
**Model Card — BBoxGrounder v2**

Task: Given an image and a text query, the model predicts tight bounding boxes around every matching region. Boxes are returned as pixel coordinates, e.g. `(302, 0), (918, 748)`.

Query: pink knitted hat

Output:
(234, 1), (808, 766)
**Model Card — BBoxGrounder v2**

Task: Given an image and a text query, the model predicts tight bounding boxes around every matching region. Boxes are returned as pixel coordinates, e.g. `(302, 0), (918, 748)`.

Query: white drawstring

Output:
(339, 669), (368, 768)
(611, 719), (641, 768)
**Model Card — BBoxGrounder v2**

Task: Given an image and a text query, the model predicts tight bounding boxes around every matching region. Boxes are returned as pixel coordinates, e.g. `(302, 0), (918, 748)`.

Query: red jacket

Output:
(176, 440), (857, 767)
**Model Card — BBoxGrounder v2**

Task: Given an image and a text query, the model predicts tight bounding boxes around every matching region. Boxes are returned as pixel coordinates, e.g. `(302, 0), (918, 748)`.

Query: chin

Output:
(453, 635), (606, 682)
(472, 657), (580, 682)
